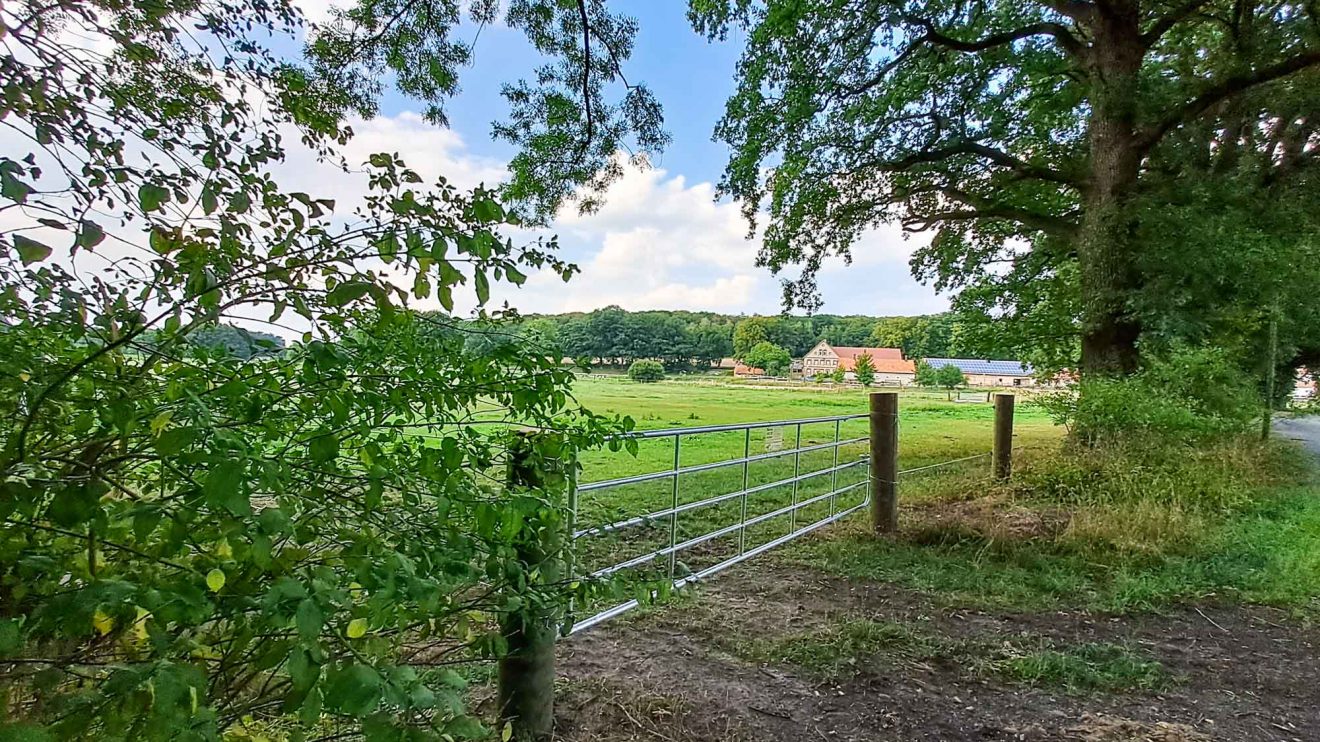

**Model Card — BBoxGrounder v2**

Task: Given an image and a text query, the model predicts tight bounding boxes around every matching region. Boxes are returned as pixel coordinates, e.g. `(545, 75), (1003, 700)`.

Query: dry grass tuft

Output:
(554, 678), (754, 742)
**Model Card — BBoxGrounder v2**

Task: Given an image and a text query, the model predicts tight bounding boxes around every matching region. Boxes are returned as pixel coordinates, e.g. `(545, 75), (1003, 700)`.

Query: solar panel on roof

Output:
(923, 358), (1033, 375)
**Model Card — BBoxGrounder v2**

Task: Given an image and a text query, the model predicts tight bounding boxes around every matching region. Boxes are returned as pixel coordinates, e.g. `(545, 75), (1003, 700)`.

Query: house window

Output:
(1013, 378), (1022, 387)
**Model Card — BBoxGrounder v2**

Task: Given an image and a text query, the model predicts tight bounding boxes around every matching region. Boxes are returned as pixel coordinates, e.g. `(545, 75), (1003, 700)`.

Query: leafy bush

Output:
(1039, 346), (1258, 443)
(0, 4), (623, 739)
(744, 341), (792, 377)
(628, 360), (666, 382)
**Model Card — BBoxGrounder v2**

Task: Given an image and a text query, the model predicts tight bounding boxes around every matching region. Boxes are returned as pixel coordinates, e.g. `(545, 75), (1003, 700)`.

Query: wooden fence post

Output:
(498, 432), (562, 742)
(869, 392), (899, 534)
(993, 394), (1015, 482)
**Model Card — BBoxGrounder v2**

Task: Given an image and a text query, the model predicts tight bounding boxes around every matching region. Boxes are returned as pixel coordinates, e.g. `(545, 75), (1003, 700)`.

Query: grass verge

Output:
(787, 437), (1320, 614)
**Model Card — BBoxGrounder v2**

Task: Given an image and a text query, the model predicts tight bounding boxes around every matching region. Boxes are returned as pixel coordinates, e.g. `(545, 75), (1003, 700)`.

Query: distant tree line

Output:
(501, 306), (1014, 369)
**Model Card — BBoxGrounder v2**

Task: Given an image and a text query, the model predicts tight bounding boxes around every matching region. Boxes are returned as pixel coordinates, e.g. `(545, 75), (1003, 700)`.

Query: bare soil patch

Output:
(555, 563), (1319, 741)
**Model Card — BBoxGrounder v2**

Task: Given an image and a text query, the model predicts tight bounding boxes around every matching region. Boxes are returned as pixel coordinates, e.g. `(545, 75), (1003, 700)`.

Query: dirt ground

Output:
(552, 563), (1319, 742)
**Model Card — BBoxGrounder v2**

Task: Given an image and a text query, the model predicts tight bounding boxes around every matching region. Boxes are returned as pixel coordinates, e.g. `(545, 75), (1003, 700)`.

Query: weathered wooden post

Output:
(993, 393), (1015, 482)
(869, 391), (899, 534)
(498, 432), (567, 742)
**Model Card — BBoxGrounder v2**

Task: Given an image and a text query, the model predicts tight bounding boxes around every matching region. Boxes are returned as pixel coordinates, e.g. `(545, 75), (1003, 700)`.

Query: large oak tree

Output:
(689, 0), (1320, 375)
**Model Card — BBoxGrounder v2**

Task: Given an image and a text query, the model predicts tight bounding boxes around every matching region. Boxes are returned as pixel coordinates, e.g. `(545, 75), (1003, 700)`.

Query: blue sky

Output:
(294, 2), (947, 318)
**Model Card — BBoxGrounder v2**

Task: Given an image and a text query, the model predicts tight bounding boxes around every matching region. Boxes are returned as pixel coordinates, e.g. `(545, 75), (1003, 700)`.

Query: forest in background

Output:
(473, 306), (1003, 370)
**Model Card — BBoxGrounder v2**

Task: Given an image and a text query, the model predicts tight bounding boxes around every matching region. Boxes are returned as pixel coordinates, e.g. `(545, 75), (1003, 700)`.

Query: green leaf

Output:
(201, 187), (218, 215)
(472, 197), (503, 223)
(203, 459), (249, 515)
(309, 432), (339, 464)
(375, 233), (399, 263)
(137, 183), (170, 212)
(154, 427), (196, 455)
(12, 234), (51, 265)
(295, 598), (322, 639)
(474, 271), (490, 305)
(326, 281), (371, 307)
(346, 618), (367, 639)
(0, 167), (32, 204)
(206, 569), (226, 592)
(0, 619), (23, 657)
(0, 722), (54, 742)
(76, 220), (105, 249)
(324, 664), (382, 717)
(287, 648), (321, 691)
(149, 227), (178, 254)
(47, 483), (103, 527)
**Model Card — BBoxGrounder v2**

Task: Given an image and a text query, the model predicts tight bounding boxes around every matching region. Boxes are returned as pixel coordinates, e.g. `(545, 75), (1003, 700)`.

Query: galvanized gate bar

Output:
(574, 456), (868, 539)
(589, 480), (868, 578)
(615, 414), (868, 440)
(577, 436), (868, 492)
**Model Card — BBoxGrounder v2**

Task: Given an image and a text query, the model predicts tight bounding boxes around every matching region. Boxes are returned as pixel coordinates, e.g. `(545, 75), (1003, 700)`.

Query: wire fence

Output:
(567, 414), (992, 634)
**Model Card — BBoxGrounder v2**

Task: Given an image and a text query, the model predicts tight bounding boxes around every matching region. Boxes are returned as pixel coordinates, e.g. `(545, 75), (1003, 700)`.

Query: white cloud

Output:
(504, 163), (767, 312)
(274, 112), (508, 205)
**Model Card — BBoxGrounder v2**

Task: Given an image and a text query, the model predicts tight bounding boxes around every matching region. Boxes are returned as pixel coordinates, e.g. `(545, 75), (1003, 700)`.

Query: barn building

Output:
(922, 358), (1036, 387)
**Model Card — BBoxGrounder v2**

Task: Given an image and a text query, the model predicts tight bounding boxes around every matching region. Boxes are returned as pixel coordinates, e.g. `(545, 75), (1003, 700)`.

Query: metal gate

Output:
(568, 414), (872, 633)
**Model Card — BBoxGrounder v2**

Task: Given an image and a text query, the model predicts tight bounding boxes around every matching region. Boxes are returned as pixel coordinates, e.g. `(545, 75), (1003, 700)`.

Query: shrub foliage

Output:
(627, 360), (666, 383)
(0, 3), (627, 739)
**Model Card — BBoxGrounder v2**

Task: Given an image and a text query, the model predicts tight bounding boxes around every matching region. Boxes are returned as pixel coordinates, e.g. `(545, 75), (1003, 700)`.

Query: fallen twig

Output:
(1194, 607), (1230, 634)
(749, 704), (794, 721)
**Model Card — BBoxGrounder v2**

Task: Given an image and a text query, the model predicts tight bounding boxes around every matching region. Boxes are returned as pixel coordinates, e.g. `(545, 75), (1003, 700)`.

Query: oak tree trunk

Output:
(1078, 5), (1145, 376)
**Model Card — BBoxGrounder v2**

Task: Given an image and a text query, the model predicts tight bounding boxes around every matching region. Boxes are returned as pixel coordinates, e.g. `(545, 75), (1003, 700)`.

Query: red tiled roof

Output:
(832, 345), (904, 361)
(827, 346), (911, 373)
(841, 356), (915, 374)
(734, 363), (764, 376)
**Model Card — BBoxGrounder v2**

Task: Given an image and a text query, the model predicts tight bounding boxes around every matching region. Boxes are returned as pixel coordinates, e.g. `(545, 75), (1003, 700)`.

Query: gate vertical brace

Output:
(829, 418), (841, 516)
(668, 433), (681, 579)
(738, 427), (750, 554)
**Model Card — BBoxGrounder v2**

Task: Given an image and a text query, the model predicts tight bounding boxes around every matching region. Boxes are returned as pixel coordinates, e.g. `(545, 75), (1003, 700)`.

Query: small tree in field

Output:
(745, 342), (792, 377)
(915, 361), (940, 388)
(628, 360), (666, 382)
(830, 366), (848, 384)
(854, 353), (876, 387)
(937, 365), (968, 400)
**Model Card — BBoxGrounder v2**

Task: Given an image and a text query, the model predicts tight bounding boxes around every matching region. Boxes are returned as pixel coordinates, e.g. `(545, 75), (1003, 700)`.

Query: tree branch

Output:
(903, 15), (1085, 57)
(576, 0), (594, 150)
(871, 139), (1081, 187)
(1140, 0), (1211, 47)
(1138, 49), (1320, 151)
(901, 185), (1079, 235)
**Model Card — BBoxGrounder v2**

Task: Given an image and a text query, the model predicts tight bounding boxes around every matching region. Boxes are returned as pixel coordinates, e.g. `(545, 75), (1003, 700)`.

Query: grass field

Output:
(564, 377), (1061, 582)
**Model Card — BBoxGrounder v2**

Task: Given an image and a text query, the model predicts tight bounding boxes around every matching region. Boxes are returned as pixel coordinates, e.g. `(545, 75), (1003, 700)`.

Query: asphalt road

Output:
(1273, 414), (1320, 457)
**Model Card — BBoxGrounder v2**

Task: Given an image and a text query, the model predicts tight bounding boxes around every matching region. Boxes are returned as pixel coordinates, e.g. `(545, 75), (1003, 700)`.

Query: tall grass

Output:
(788, 435), (1320, 612)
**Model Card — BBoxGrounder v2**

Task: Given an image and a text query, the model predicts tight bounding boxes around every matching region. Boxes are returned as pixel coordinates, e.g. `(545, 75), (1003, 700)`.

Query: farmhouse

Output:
(923, 358), (1036, 387)
(801, 341), (915, 383)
